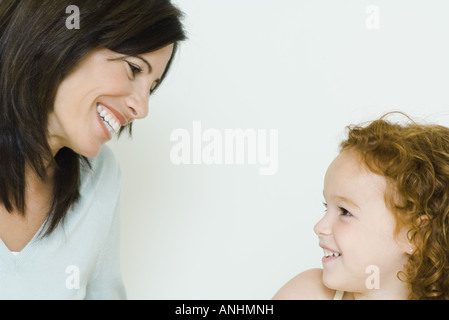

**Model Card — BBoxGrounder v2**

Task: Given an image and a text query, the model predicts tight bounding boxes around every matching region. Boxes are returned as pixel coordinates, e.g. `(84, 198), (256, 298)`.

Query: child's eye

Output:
(339, 207), (353, 217)
(322, 202), (328, 211)
(127, 61), (142, 77)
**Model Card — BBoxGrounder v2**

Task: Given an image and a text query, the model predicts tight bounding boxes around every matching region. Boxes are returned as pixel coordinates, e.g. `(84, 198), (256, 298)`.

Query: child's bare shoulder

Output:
(272, 268), (335, 300)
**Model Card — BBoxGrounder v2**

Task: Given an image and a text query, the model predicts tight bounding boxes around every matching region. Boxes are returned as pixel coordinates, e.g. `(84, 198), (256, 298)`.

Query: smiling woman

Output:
(49, 45), (175, 158)
(0, 0), (185, 299)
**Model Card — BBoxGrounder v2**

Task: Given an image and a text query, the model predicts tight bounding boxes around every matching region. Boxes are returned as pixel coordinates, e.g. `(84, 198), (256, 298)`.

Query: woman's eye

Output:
(149, 81), (160, 95)
(127, 62), (142, 77)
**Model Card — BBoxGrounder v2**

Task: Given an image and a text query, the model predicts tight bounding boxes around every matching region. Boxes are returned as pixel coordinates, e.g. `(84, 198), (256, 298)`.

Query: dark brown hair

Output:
(340, 113), (449, 299)
(0, 0), (186, 236)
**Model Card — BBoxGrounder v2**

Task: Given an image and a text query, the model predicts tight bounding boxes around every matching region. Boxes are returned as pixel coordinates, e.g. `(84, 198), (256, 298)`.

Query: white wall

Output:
(107, 0), (449, 299)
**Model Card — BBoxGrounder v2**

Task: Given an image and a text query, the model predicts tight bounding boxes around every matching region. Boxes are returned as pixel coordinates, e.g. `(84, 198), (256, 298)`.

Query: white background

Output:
(108, 0), (449, 299)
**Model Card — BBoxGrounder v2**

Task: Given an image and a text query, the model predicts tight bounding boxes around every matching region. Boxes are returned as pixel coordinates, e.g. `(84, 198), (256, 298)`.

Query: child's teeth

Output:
(324, 250), (341, 257)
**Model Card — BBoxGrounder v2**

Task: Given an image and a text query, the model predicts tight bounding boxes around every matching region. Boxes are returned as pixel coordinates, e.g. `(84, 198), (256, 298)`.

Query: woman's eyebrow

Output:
(135, 55), (152, 73)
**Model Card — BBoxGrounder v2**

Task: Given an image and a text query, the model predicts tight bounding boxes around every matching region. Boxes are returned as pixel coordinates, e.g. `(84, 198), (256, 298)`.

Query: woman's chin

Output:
(69, 141), (104, 159)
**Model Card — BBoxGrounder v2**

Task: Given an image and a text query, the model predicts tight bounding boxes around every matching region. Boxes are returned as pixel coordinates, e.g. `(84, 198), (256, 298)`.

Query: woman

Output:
(0, 0), (186, 299)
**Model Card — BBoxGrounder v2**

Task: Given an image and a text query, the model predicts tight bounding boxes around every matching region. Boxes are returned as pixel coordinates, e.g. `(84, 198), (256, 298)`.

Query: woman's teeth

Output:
(97, 104), (121, 135)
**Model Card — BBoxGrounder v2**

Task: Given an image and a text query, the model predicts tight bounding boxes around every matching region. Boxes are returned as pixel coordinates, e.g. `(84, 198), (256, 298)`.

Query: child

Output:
(273, 113), (449, 300)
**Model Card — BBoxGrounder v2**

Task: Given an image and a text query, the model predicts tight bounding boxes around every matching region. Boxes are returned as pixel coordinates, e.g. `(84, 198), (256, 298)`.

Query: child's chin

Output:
(321, 268), (344, 290)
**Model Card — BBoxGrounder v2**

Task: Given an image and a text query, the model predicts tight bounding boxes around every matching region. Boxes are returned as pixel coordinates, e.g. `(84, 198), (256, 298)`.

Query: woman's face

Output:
(48, 44), (174, 158)
(314, 149), (410, 298)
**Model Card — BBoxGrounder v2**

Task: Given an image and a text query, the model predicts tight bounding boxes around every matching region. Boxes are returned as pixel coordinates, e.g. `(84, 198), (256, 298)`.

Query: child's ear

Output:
(400, 234), (416, 256)
(396, 227), (415, 255)
(401, 214), (430, 255)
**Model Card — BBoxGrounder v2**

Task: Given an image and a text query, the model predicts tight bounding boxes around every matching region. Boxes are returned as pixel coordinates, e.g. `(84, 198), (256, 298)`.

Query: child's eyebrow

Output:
(323, 191), (361, 209)
(335, 196), (361, 209)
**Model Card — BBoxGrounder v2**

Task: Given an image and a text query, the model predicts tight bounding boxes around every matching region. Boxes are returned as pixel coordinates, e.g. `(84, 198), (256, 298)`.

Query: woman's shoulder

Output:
(272, 268), (335, 300)
(59, 145), (122, 237)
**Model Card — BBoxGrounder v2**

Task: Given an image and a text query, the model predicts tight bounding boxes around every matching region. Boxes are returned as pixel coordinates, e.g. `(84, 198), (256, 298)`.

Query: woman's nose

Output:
(124, 88), (150, 120)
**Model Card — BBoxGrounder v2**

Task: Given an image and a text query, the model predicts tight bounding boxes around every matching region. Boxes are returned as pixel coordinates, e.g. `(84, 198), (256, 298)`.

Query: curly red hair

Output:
(340, 113), (449, 300)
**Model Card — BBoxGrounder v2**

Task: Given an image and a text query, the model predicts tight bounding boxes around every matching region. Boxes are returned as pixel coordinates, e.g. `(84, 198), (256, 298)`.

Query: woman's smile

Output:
(96, 103), (127, 138)
(48, 45), (174, 158)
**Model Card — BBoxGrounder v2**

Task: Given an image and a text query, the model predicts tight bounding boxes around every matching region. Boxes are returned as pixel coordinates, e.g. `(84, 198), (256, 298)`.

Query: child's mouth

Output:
(321, 247), (342, 263)
(323, 249), (341, 258)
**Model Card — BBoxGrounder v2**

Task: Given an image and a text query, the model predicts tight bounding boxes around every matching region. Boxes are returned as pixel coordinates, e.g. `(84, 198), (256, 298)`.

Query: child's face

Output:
(315, 149), (410, 295)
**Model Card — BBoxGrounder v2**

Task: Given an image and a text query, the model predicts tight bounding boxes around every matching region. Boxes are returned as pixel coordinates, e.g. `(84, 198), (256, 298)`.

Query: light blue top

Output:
(0, 145), (126, 299)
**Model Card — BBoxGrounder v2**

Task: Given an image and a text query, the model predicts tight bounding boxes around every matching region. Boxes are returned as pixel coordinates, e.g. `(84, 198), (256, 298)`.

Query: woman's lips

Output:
(96, 102), (129, 139)
(96, 107), (112, 139)
(97, 104), (121, 133)
(97, 102), (127, 126)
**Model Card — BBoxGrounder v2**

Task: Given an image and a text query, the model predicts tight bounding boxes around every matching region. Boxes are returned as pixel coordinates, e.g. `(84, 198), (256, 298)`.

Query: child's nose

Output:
(314, 212), (332, 236)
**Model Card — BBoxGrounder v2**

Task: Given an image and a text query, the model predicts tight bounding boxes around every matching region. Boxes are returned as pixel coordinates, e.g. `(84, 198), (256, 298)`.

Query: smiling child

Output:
(273, 113), (449, 300)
